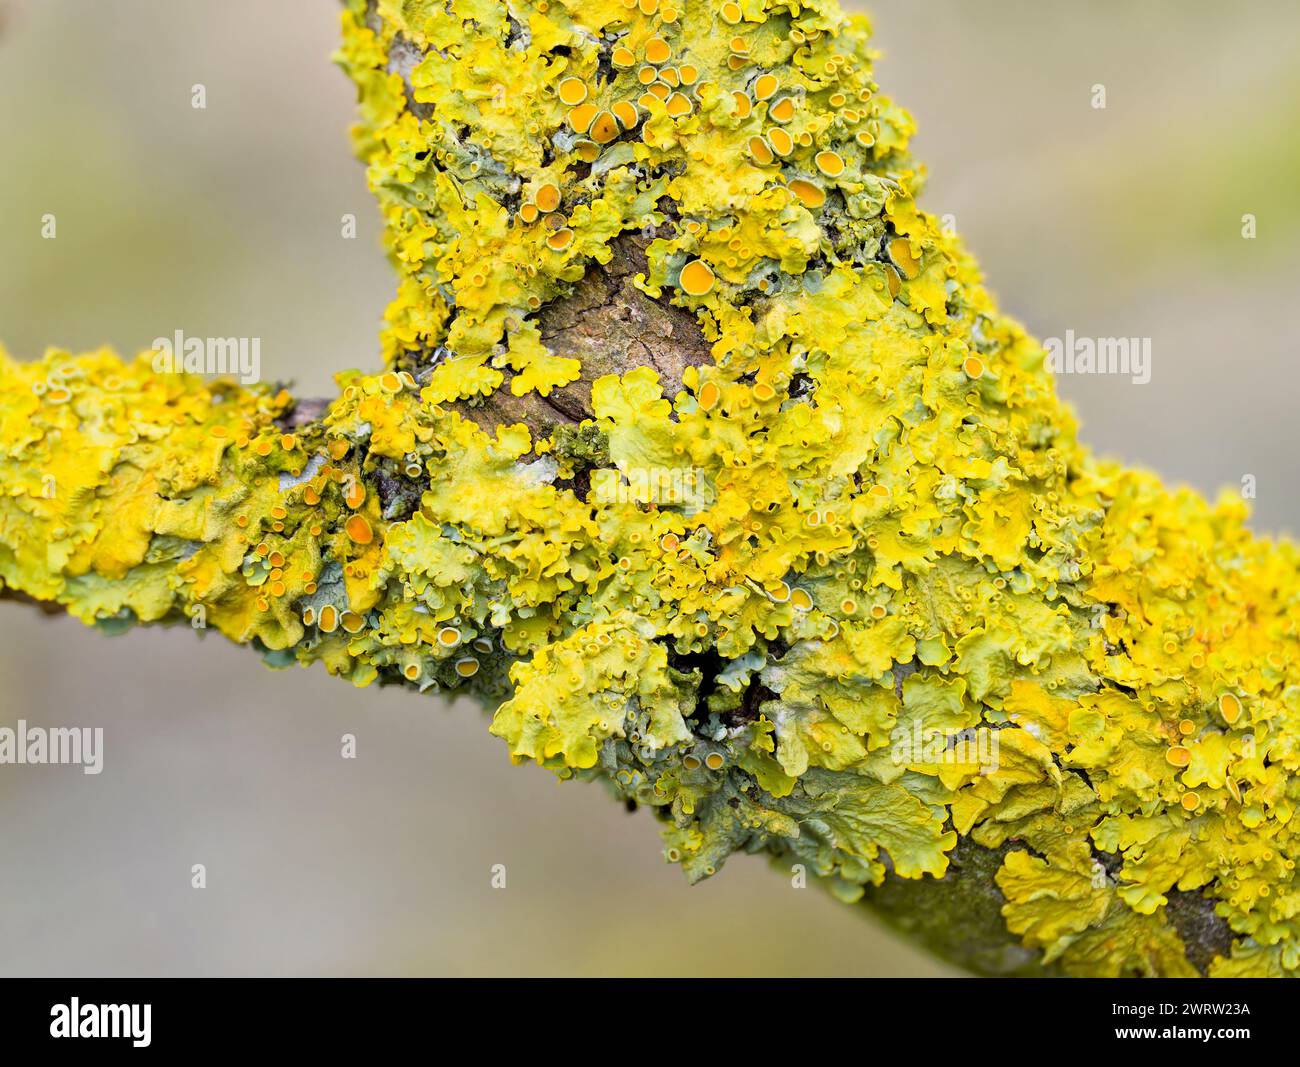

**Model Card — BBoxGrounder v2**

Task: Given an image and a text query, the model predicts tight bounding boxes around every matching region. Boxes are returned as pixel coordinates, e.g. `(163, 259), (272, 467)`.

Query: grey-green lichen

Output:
(2, 0), (1299, 977)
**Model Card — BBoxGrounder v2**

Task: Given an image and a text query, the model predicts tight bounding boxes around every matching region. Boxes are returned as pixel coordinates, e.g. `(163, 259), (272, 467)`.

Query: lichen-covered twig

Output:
(2, 0), (1298, 977)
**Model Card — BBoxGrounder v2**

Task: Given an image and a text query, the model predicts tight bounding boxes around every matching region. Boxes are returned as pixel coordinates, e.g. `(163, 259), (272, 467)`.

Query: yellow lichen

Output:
(0, 0), (1296, 978)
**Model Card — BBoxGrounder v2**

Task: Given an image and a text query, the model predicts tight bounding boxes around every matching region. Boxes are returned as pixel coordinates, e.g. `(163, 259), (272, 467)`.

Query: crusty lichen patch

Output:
(2, 0), (1298, 977)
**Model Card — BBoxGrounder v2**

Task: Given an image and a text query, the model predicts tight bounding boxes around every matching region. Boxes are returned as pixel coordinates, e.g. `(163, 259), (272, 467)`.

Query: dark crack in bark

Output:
(1165, 889), (1235, 976)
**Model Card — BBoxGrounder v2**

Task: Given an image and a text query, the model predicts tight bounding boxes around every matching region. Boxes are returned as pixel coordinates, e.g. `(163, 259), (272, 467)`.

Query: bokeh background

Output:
(1, 0), (1297, 976)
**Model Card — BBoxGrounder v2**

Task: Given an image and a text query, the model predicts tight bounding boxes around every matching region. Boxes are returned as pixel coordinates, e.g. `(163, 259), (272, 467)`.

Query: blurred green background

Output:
(0, 0), (1297, 976)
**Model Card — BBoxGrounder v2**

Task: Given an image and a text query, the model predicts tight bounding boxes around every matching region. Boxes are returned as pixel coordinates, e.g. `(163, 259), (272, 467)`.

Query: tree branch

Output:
(1, 0), (1296, 978)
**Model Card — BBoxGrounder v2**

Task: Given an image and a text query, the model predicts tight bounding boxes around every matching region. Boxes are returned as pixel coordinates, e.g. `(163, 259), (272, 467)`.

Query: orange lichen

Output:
(787, 178), (825, 209)
(679, 259), (716, 296)
(344, 514), (373, 545)
(557, 77), (587, 106)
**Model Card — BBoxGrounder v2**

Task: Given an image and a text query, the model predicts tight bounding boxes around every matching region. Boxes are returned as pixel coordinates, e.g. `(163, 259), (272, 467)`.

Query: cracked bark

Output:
(279, 232), (714, 440)
(436, 232), (714, 437)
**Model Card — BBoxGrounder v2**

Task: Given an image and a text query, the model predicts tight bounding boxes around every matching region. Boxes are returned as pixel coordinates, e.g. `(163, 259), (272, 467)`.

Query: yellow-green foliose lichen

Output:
(2, 0), (1299, 976)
